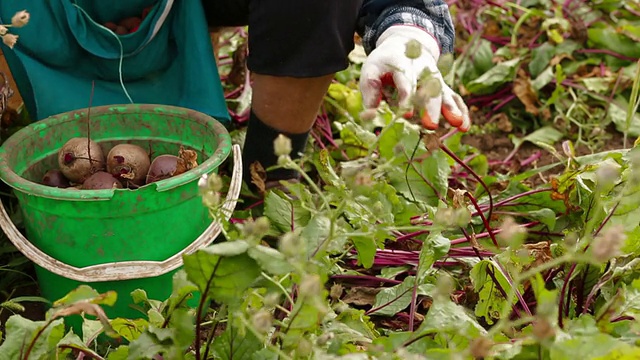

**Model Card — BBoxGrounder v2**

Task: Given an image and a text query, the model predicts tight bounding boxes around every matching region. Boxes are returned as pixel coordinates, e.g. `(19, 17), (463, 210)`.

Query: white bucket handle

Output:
(0, 144), (242, 283)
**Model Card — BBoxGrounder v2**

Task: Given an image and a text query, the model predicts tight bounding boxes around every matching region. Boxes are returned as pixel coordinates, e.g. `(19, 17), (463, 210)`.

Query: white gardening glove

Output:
(360, 25), (471, 132)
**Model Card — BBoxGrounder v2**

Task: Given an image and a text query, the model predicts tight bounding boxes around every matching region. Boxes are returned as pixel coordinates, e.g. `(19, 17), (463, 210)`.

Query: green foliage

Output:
(4, 113), (640, 360)
(4, 2), (640, 359)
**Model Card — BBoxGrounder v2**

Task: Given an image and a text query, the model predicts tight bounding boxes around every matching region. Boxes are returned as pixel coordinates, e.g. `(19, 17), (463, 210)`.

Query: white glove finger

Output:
(392, 70), (416, 111)
(441, 87), (463, 116)
(421, 94), (442, 129)
(359, 63), (385, 108)
(442, 87), (471, 131)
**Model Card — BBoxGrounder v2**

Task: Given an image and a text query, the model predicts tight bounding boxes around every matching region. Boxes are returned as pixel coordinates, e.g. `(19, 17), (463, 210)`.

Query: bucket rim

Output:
(0, 104), (232, 200)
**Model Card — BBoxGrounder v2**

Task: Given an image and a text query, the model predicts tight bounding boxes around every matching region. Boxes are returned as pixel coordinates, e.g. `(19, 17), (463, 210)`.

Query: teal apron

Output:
(0, 0), (230, 123)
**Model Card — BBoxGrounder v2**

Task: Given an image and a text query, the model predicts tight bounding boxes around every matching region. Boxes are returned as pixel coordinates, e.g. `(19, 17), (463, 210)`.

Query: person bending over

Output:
(203, 0), (471, 191)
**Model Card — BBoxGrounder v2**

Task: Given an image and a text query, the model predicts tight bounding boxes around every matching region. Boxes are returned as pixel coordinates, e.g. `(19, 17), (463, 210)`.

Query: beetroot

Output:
(146, 154), (180, 184)
(57, 137), (105, 184)
(115, 26), (128, 35)
(41, 169), (70, 188)
(106, 144), (151, 187)
(119, 17), (141, 31)
(82, 171), (123, 190)
(103, 22), (118, 31)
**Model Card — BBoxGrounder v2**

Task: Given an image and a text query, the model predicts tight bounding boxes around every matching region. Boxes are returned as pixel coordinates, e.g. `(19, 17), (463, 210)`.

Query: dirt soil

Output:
(457, 110), (627, 186)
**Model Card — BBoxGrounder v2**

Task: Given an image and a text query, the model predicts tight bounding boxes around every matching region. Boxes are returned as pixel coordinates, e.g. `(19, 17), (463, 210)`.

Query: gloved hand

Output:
(360, 25), (471, 132)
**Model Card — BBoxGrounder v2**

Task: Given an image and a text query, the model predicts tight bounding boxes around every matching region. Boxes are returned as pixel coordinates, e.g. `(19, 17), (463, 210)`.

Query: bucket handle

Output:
(0, 144), (243, 283)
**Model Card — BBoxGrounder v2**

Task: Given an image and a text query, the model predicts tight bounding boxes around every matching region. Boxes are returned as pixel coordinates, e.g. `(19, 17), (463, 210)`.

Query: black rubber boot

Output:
(242, 110), (309, 193)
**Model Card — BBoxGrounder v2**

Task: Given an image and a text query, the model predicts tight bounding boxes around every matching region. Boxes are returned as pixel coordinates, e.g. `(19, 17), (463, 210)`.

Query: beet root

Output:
(103, 22), (118, 31)
(115, 26), (128, 35)
(119, 17), (141, 31)
(82, 171), (123, 190)
(106, 144), (151, 187)
(41, 169), (70, 188)
(146, 154), (180, 184)
(57, 137), (106, 184)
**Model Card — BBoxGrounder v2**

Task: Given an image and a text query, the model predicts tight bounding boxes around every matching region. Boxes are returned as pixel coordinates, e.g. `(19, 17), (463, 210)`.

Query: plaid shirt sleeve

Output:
(357, 0), (456, 56)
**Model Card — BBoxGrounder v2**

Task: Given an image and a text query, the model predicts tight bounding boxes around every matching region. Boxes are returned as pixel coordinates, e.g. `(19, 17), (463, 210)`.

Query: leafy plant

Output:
(2, 79), (640, 359)
(3, 1), (640, 359)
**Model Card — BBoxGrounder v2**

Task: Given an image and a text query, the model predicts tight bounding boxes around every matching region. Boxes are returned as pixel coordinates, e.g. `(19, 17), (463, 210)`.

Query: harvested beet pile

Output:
(44, 137), (198, 190)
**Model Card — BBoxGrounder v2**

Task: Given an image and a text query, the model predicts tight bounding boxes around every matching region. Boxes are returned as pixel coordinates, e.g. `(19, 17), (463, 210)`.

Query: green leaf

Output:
(604, 154), (640, 237)
(147, 309), (165, 329)
(299, 214), (334, 258)
(110, 318), (148, 342)
(370, 276), (414, 316)
(490, 180), (566, 215)
(618, 20), (640, 41)
(82, 318), (105, 343)
(529, 42), (556, 78)
(52, 285), (117, 307)
(332, 308), (380, 341)
(550, 333), (639, 359)
(282, 290), (329, 349)
(378, 120), (421, 161)
(594, 347), (640, 360)
(577, 263), (605, 308)
(127, 309), (194, 360)
(616, 279), (640, 319)
(352, 235), (377, 269)
(247, 245), (294, 275)
(470, 259), (520, 325)
(418, 232), (450, 281)
(582, 77), (614, 93)
(251, 348), (279, 360)
(127, 332), (171, 360)
(471, 40), (497, 75)
(511, 126), (564, 152)
(131, 289), (151, 305)
(622, 227), (640, 260)
(588, 25), (640, 59)
(0, 315), (66, 360)
(345, 180), (418, 228)
(468, 153), (489, 177)
(532, 66), (555, 91)
(106, 345), (129, 360)
(9, 296), (51, 305)
(315, 148), (345, 189)
(212, 324), (263, 360)
(465, 58), (521, 95)
(547, 64), (567, 105)
(379, 122), (450, 207)
(165, 270), (199, 315)
(380, 266), (410, 279)
(608, 96), (640, 137)
(327, 82), (349, 101)
(530, 273), (559, 317)
(396, 150), (450, 207)
(338, 121), (378, 158)
(373, 331), (438, 353)
(370, 276), (432, 316)
(167, 309), (195, 350)
(524, 208), (557, 230)
(333, 308), (380, 342)
(183, 249), (261, 305)
(56, 331), (103, 359)
(456, 39), (495, 85)
(202, 240), (251, 256)
(415, 297), (486, 336)
(263, 191), (312, 233)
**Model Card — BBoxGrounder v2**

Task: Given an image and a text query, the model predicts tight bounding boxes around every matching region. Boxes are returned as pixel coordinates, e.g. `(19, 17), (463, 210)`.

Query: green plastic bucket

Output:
(0, 104), (241, 323)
